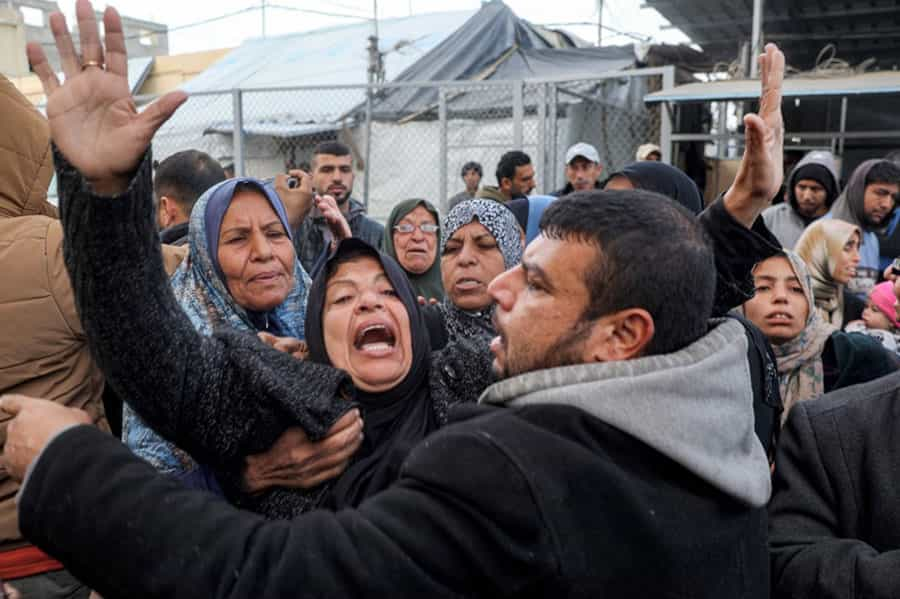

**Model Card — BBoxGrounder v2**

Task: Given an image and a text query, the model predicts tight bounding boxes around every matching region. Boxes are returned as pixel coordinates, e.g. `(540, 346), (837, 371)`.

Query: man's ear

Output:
(499, 177), (512, 193)
(584, 308), (655, 363)
(158, 196), (182, 228)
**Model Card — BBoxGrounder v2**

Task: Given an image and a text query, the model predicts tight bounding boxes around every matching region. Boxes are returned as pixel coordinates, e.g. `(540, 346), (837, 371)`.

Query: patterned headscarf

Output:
(170, 178), (311, 337)
(743, 252), (837, 422)
(794, 219), (861, 328)
(440, 199), (523, 268)
(436, 199), (523, 342)
(124, 178), (312, 476)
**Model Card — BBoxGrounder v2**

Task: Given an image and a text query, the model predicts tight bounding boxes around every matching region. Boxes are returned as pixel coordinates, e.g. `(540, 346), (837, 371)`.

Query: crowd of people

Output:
(4, 1), (900, 597)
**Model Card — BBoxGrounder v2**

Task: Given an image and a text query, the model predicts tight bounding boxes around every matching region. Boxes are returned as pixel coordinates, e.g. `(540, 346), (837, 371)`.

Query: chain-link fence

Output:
(146, 67), (673, 222)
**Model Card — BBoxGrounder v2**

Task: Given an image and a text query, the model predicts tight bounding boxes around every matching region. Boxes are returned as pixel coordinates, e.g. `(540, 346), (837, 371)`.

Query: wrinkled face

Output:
(862, 181), (898, 226)
(217, 190), (296, 312)
(833, 231), (861, 285)
(313, 153), (354, 205)
(393, 205), (438, 275)
(323, 256), (413, 392)
(463, 169), (481, 192)
(863, 301), (894, 331)
(503, 164), (536, 197)
(441, 221), (507, 311)
(793, 179), (829, 219)
(565, 157), (601, 192)
(743, 256), (809, 345)
(488, 235), (598, 379)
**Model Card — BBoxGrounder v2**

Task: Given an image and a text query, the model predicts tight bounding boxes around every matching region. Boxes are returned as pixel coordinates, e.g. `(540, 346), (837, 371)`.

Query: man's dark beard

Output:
(499, 321), (594, 379)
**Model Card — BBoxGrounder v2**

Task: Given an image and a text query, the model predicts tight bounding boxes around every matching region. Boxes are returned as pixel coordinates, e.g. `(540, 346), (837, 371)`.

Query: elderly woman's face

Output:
(217, 190), (296, 312)
(393, 205), (438, 275)
(441, 221), (506, 311)
(323, 256), (413, 392)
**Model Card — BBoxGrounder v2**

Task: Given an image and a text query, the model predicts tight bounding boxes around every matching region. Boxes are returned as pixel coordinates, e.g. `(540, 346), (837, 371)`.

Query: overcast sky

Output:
(55, 0), (690, 55)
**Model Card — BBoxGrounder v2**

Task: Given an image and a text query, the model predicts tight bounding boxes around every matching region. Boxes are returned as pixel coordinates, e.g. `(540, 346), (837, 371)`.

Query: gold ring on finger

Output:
(81, 60), (104, 70)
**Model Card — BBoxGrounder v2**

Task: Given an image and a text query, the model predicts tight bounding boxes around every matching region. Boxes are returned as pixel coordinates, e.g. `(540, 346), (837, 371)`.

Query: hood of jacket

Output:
(830, 159), (896, 233)
(786, 151), (840, 216)
(0, 75), (56, 219)
(478, 318), (771, 507)
(476, 185), (509, 203)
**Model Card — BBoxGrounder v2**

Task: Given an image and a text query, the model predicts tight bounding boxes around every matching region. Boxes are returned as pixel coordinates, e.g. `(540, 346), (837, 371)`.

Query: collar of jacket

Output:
(159, 221), (189, 245)
(478, 318), (771, 507)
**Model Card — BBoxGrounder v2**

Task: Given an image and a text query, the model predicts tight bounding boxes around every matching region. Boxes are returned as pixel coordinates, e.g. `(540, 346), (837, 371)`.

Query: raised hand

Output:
(275, 169), (314, 230)
(316, 194), (352, 251)
(723, 43), (786, 227)
(26, 0), (187, 195)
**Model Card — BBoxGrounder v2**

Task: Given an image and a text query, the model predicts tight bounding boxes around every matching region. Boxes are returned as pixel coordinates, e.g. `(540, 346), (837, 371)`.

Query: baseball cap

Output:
(565, 143), (600, 165)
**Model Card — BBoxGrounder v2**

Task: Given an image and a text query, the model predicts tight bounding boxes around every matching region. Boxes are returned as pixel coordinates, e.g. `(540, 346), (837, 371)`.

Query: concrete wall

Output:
(0, 0), (168, 76)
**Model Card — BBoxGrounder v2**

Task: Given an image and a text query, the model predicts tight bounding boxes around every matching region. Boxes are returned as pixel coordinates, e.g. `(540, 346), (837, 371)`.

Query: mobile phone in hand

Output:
(892, 256), (900, 276)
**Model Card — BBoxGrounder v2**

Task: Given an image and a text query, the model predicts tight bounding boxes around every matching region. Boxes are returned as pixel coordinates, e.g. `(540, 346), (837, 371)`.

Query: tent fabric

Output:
(151, 9), (475, 159)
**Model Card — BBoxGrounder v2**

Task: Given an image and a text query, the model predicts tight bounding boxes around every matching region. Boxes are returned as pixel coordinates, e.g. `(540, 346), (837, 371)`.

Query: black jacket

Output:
(550, 180), (602, 197)
(159, 221), (189, 246)
(769, 370), (900, 598)
(21, 400), (769, 598)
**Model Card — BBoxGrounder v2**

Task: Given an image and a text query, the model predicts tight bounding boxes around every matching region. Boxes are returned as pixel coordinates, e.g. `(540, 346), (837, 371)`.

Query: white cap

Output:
(635, 143), (661, 161)
(565, 142), (600, 165)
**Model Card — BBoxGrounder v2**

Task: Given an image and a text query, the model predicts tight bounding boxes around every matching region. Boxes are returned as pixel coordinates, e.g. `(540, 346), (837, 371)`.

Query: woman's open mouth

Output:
(353, 321), (397, 357)
(765, 312), (794, 324)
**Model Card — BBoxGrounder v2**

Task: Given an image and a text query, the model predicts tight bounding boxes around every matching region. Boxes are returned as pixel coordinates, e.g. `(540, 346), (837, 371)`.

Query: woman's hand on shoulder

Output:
(242, 409), (364, 493)
(257, 332), (309, 360)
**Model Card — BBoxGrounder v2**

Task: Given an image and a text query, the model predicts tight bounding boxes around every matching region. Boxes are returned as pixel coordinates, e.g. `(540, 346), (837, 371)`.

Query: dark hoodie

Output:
(762, 151), (840, 249)
(828, 159), (897, 298)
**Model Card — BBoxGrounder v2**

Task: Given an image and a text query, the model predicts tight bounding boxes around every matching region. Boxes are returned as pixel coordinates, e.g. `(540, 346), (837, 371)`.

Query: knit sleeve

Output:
(55, 147), (351, 476)
(699, 195), (782, 316)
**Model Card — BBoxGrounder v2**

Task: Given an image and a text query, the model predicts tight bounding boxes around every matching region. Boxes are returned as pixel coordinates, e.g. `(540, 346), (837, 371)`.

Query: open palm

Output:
(27, 0), (186, 190)
(736, 43), (786, 203)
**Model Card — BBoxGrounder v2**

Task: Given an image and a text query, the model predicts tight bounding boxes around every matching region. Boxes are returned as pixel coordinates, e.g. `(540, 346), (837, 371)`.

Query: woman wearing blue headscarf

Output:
(123, 178), (312, 486)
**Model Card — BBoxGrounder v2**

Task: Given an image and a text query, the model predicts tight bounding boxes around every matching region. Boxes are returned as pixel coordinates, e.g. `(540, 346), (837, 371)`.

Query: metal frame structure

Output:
(644, 0), (900, 71)
(188, 66), (676, 212)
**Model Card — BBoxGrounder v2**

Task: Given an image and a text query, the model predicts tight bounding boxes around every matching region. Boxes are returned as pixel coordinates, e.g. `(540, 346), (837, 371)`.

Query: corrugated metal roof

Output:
(645, 70), (900, 103)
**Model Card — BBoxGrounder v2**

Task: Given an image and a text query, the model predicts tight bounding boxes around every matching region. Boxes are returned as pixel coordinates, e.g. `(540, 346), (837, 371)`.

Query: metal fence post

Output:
(232, 89), (245, 177)
(364, 87), (374, 211)
(659, 66), (675, 164)
(512, 81), (524, 149)
(548, 83), (559, 191)
(537, 83), (547, 194)
(439, 87), (448, 216)
(838, 96), (848, 157)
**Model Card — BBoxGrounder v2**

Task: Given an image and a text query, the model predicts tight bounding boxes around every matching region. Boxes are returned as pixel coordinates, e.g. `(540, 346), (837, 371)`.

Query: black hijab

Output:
(305, 238), (436, 508)
(612, 162), (704, 215)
